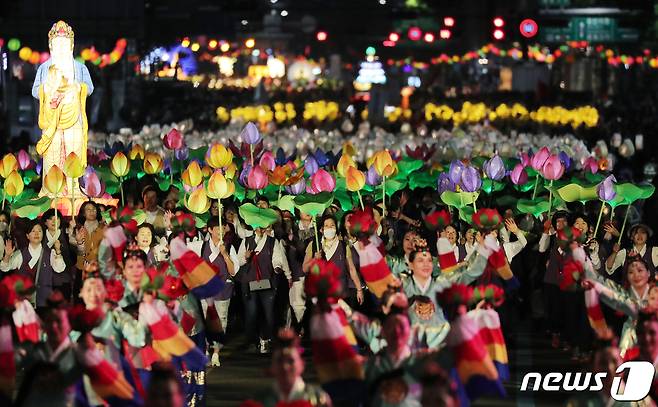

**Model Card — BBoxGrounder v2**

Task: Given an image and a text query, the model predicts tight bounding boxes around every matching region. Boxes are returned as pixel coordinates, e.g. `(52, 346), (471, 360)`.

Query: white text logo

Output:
(520, 361), (654, 401)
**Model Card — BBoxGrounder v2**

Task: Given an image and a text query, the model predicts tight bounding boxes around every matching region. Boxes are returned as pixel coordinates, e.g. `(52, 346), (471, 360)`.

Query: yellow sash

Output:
(36, 83), (88, 156)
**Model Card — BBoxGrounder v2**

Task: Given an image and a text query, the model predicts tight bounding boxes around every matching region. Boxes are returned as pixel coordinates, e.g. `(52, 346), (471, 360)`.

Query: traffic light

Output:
(492, 17), (505, 40)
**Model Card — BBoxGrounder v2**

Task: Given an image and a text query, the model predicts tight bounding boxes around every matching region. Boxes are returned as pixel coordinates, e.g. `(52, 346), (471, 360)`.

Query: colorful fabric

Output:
(0, 325), (15, 398)
(584, 283), (609, 336)
(105, 224), (128, 264)
(310, 309), (364, 384)
(352, 236), (397, 298)
(170, 236), (225, 299)
(437, 237), (458, 274)
(12, 299), (40, 343)
(138, 299), (207, 371)
(445, 312), (505, 401)
(79, 346), (134, 400)
(468, 308), (509, 381)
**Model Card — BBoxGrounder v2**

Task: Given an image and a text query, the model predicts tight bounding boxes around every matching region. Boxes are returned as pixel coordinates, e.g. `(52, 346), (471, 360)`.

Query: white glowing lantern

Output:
(287, 60), (316, 83)
(267, 56), (285, 78)
(217, 56), (236, 77)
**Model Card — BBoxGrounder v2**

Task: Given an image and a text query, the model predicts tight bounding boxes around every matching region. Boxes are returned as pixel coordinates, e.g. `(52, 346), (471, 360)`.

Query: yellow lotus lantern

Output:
(336, 154), (356, 178)
(206, 144), (233, 169)
(182, 161), (203, 188)
(0, 154), (18, 179)
(206, 170), (235, 243)
(373, 150), (396, 177)
(143, 152), (164, 175)
(346, 166), (365, 192)
(186, 187), (211, 214)
(207, 170), (234, 200)
(110, 152), (130, 178)
(44, 165), (66, 195)
(225, 163), (237, 180)
(2, 170), (24, 210)
(346, 166), (366, 210)
(129, 144), (145, 160)
(4, 170), (24, 198)
(110, 152), (130, 206)
(63, 152), (84, 178)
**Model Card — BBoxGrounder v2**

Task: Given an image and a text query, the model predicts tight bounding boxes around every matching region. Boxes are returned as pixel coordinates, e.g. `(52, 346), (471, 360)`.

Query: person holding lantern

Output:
(303, 214), (365, 310)
(1, 219), (67, 308)
(606, 224), (658, 278)
(200, 217), (239, 367)
(237, 205), (292, 354)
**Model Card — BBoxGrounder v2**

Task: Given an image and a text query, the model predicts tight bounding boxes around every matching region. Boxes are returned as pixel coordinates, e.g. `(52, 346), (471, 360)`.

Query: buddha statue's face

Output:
(50, 37), (73, 59)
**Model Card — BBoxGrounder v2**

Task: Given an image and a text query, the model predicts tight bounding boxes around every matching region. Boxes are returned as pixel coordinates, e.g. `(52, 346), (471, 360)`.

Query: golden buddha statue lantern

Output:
(32, 20), (94, 209)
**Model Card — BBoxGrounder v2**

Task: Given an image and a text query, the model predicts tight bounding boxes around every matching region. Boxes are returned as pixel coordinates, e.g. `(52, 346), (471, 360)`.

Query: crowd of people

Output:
(0, 165), (655, 407)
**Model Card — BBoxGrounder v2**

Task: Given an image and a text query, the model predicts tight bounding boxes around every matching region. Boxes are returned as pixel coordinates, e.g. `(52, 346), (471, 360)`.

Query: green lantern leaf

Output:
(610, 183), (656, 207)
(157, 177), (171, 192)
(273, 195), (296, 213)
(408, 171), (437, 190)
(238, 203), (280, 229)
(517, 198), (551, 218)
(333, 189), (355, 212)
(384, 176), (407, 197)
(194, 212), (211, 228)
(262, 184), (280, 202)
(12, 196), (52, 220)
(585, 172), (605, 184)
(513, 176), (538, 193)
(440, 191), (479, 209)
(293, 192), (334, 217)
(133, 209), (147, 226)
(554, 183), (599, 204)
(233, 182), (246, 202)
(397, 158), (423, 177)
(458, 206), (475, 224)
(481, 179), (505, 194)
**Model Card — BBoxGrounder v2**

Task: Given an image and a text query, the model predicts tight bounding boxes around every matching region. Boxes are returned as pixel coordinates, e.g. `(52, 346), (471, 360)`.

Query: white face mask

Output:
(323, 228), (336, 240)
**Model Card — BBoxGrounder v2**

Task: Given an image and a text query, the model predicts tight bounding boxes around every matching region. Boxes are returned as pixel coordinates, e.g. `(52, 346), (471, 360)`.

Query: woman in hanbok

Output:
(136, 223), (160, 267)
(71, 201), (106, 294)
(74, 266), (148, 406)
(1, 220), (67, 308)
(583, 253), (653, 358)
(399, 235), (492, 349)
(386, 230), (419, 278)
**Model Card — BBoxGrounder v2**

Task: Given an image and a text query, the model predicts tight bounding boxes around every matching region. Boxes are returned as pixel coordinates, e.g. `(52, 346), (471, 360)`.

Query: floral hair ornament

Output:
(411, 237), (431, 255)
(123, 242), (148, 263)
